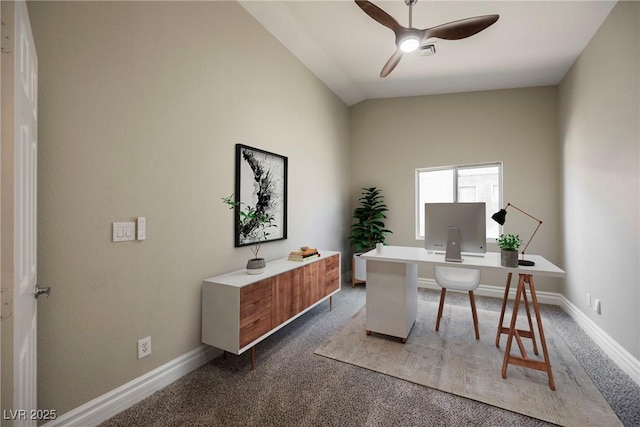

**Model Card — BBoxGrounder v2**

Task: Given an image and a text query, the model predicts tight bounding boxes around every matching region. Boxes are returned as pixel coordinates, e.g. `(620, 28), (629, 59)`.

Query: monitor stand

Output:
(445, 226), (463, 262)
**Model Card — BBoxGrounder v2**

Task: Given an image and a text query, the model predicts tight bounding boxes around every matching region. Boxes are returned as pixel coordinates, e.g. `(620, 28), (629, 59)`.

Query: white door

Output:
(13, 1), (39, 424)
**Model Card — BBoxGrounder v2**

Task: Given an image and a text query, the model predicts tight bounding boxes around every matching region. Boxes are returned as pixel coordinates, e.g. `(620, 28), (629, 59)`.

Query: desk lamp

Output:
(491, 203), (542, 266)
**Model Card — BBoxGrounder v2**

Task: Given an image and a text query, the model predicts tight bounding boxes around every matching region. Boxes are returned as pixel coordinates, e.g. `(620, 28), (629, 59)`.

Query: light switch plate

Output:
(137, 217), (146, 240)
(113, 222), (136, 242)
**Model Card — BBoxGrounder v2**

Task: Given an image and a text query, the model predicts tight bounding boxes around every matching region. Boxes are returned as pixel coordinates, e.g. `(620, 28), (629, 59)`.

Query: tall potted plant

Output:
(496, 233), (522, 268)
(349, 187), (392, 283)
(223, 195), (276, 274)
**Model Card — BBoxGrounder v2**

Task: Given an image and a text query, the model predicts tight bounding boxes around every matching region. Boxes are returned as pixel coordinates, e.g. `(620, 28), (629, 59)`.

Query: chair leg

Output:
(436, 288), (447, 331)
(469, 291), (480, 340)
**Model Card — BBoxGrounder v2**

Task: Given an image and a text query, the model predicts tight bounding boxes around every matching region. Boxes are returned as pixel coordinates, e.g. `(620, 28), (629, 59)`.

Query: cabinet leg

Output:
(329, 295), (333, 311)
(250, 347), (256, 370)
(223, 351), (227, 361)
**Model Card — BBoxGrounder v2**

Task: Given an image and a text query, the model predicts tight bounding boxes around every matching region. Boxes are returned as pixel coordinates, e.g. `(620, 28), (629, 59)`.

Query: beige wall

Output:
(349, 87), (562, 291)
(28, 1), (350, 416)
(558, 1), (639, 359)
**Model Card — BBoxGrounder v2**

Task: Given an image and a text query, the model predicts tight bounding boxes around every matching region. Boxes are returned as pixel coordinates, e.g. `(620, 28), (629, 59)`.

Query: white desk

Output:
(361, 246), (564, 277)
(361, 245), (565, 390)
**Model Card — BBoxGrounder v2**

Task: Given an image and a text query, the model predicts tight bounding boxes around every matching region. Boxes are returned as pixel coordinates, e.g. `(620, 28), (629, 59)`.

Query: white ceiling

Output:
(239, 0), (617, 106)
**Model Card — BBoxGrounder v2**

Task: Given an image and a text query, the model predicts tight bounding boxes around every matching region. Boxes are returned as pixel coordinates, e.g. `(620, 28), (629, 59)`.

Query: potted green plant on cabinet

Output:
(496, 233), (522, 268)
(222, 195), (276, 274)
(349, 187), (392, 285)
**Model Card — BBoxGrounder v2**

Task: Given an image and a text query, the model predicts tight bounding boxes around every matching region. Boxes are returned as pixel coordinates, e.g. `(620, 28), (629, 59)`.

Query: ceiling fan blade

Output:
(422, 14), (499, 42)
(380, 49), (403, 78)
(355, 0), (403, 33)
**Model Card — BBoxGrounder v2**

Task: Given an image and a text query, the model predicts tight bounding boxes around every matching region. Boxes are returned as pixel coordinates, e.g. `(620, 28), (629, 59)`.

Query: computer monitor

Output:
(424, 202), (487, 262)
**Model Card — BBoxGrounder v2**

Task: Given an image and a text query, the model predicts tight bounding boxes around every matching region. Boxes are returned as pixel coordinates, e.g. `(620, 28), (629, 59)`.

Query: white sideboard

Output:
(202, 251), (340, 368)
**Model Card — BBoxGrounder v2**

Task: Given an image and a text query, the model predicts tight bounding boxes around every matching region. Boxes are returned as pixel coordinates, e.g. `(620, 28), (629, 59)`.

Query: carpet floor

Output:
(100, 285), (640, 427)
(315, 301), (620, 426)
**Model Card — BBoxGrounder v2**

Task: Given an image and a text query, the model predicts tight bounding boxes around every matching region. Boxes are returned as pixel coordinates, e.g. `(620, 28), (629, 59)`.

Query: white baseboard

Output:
(46, 275), (639, 426)
(558, 294), (640, 386)
(43, 345), (219, 427)
(418, 278), (640, 387)
(44, 272), (351, 426)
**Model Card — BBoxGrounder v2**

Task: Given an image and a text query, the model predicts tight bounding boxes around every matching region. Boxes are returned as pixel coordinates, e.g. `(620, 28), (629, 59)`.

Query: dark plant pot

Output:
(246, 258), (266, 275)
(501, 250), (519, 268)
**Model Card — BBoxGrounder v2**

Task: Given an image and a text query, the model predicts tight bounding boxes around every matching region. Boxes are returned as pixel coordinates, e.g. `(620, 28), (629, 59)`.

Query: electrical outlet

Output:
(137, 336), (152, 359)
(593, 299), (602, 315)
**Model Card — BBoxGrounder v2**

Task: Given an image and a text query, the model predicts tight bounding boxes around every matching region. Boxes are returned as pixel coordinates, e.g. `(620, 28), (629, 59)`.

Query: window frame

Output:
(415, 161), (503, 241)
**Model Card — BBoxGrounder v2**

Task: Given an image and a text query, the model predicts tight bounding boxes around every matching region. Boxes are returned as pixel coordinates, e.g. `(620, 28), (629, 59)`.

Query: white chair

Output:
(434, 266), (481, 340)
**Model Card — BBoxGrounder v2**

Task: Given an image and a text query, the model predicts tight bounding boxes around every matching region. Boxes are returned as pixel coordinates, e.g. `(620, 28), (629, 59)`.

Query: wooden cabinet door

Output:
(302, 259), (325, 309)
(325, 254), (340, 295)
(239, 278), (273, 348)
(272, 269), (303, 326)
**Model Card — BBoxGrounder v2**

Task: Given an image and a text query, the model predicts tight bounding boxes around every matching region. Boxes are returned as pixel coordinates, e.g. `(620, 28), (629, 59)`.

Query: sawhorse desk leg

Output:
(498, 273), (555, 390)
(496, 273), (538, 356)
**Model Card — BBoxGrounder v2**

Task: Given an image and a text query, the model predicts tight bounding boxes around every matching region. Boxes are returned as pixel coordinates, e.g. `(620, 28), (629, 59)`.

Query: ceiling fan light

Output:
(400, 37), (419, 53)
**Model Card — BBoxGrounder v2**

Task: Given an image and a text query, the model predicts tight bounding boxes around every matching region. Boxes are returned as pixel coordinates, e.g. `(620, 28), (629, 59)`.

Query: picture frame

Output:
(233, 144), (288, 247)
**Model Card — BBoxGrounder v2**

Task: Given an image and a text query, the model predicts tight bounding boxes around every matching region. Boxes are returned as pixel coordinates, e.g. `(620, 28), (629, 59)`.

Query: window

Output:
(416, 162), (502, 240)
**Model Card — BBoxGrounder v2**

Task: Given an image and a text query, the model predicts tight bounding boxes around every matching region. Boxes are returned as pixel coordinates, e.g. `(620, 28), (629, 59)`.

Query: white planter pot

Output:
(353, 253), (367, 281)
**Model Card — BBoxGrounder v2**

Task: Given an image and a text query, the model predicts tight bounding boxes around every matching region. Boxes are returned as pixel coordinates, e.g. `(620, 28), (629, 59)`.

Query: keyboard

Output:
(433, 251), (486, 258)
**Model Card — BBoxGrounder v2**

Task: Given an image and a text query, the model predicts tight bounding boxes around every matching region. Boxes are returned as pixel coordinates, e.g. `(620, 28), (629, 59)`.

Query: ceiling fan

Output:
(355, 0), (499, 77)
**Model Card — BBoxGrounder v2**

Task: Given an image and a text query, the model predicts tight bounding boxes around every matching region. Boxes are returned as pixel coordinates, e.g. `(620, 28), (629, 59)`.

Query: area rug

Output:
(315, 300), (621, 427)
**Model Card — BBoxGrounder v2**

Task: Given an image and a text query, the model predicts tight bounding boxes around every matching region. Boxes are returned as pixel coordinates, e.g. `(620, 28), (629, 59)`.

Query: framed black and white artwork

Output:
(234, 144), (288, 247)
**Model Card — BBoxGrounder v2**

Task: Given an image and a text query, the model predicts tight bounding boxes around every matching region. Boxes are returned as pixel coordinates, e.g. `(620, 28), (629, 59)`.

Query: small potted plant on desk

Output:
(349, 187), (392, 286)
(222, 195), (276, 275)
(496, 233), (522, 268)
